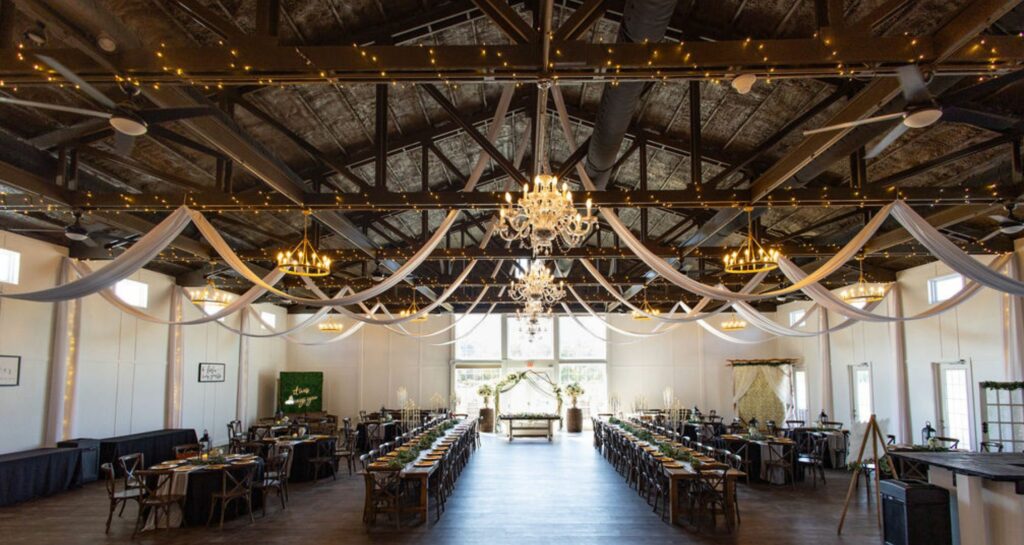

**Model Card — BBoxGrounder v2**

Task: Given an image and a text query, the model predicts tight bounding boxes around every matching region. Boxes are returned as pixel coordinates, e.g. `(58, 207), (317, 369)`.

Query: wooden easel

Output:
(837, 414), (899, 534)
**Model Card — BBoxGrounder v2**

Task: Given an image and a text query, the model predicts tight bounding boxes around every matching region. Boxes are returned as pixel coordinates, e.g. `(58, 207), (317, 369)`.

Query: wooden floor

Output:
(0, 432), (883, 544)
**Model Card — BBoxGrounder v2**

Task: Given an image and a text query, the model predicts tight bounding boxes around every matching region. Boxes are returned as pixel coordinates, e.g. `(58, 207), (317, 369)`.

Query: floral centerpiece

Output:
(565, 382), (585, 408)
(477, 384), (494, 408)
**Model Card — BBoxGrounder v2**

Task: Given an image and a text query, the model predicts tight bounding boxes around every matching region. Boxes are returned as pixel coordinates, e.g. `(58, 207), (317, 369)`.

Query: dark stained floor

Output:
(0, 432), (883, 544)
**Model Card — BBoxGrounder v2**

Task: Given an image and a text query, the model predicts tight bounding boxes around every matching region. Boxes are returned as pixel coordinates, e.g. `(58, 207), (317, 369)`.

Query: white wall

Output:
(285, 315), (452, 420)
(606, 313), (778, 421)
(0, 231), (287, 454)
(776, 254), (1010, 447)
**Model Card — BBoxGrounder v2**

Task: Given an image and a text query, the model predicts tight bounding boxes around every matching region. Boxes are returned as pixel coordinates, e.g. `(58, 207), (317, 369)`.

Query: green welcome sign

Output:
(278, 372), (324, 413)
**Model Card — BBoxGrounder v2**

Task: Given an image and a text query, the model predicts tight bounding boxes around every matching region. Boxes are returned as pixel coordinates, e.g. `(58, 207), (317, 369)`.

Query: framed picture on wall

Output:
(198, 362), (226, 383)
(0, 355), (19, 386)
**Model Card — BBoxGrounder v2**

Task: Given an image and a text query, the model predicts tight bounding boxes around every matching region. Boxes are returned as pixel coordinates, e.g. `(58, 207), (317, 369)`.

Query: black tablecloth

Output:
(0, 448), (83, 506)
(287, 438), (337, 482)
(681, 422), (725, 440)
(100, 429), (198, 475)
(355, 421), (398, 452)
(143, 460), (264, 527)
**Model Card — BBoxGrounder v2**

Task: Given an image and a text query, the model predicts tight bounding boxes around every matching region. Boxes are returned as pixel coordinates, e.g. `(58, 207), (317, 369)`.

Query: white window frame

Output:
(114, 278), (149, 309)
(928, 273), (964, 304)
(794, 368), (809, 421)
(789, 309), (807, 327)
(260, 311), (277, 330)
(933, 359), (975, 449)
(848, 362), (874, 423)
(0, 248), (20, 285)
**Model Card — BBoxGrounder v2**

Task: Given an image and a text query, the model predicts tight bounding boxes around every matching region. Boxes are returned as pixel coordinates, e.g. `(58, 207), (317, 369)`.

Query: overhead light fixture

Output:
(23, 23), (46, 46)
(839, 256), (887, 305)
(721, 317), (747, 331)
(723, 208), (781, 274)
(109, 111), (148, 136)
(631, 289), (661, 321)
(277, 210), (331, 277)
(398, 289), (429, 322)
(499, 174), (597, 255)
(96, 33), (118, 53)
(318, 315), (345, 332)
(188, 278), (234, 309)
(731, 73), (757, 94)
(64, 212), (89, 242)
(509, 260), (566, 306)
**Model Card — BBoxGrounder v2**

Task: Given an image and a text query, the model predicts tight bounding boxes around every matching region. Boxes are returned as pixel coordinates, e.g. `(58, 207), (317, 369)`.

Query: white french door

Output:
(935, 361), (972, 449)
(849, 364), (873, 423)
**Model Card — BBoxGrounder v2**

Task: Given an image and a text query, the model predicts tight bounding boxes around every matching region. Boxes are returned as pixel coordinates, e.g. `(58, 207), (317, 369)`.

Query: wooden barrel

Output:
(566, 408), (583, 433)
(479, 408), (495, 432)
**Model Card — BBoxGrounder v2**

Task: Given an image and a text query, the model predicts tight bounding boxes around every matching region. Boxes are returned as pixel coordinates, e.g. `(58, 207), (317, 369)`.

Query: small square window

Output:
(260, 311), (277, 330)
(928, 274), (963, 304)
(789, 309), (806, 327)
(0, 248), (20, 285)
(114, 279), (148, 308)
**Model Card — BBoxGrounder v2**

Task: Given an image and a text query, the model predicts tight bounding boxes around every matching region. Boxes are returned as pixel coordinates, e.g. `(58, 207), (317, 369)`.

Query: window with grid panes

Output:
(980, 385), (1024, 452)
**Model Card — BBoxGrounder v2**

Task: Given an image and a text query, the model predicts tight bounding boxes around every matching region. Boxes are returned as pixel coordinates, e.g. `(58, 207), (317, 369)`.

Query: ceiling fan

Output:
(0, 55), (214, 155)
(980, 205), (1024, 242)
(8, 211), (93, 243)
(803, 66), (943, 146)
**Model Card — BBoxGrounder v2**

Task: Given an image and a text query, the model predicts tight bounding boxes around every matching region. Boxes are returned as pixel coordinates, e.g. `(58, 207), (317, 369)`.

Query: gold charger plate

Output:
(413, 461), (435, 468)
(664, 462), (684, 469)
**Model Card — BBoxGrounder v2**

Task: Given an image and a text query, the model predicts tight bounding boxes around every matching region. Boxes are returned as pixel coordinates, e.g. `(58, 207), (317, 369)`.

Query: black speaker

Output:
(57, 438), (100, 483)
(881, 479), (952, 545)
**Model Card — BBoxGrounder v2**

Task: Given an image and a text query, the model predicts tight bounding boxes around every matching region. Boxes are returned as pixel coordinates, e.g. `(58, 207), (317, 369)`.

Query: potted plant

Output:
(565, 382), (585, 433)
(477, 384), (495, 433)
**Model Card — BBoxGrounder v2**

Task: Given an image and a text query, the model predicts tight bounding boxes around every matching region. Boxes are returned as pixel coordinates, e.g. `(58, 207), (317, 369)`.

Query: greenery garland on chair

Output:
(492, 370), (564, 428)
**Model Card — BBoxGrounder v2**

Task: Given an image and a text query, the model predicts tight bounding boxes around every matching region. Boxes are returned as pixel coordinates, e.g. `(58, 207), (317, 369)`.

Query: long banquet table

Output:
(498, 414), (561, 441)
(101, 429), (198, 475)
(0, 448), (83, 506)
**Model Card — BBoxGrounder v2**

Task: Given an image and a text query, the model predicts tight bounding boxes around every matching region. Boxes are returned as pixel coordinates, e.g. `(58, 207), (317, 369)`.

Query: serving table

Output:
(887, 451), (1024, 545)
(498, 414), (561, 441)
(365, 418), (477, 525)
(100, 429), (198, 475)
(0, 448), (83, 506)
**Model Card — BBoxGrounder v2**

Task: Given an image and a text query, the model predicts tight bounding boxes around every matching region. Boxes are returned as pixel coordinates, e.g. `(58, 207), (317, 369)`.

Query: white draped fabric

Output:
(819, 310), (834, 417)
(732, 366), (762, 409)
(4, 208), (192, 302)
(44, 258), (81, 445)
(429, 304), (499, 346)
(236, 311), (250, 422)
(889, 283), (912, 442)
(732, 363), (794, 417)
(1005, 256), (1024, 381)
(164, 289), (184, 429)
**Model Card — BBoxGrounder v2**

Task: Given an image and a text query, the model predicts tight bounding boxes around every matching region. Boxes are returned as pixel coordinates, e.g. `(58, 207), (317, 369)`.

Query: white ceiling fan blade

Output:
(29, 118), (112, 149)
(1001, 225), (1024, 234)
(35, 54), (117, 109)
(865, 123), (910, 159)
(0, 96), (112, 118)
(895, 65), (932, 104)
(802, 112), (906, 136)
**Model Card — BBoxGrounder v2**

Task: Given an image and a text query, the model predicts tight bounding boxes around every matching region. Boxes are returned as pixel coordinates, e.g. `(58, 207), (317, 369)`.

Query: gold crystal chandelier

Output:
(188, 278), (233, 309)
(398, 289), (429, 322)
(515, 299), (551, 340)
(840, 256), (887, 305)
(318, 314), (345, 332)
(723, 208), (781, 274)
(721, 317), (747, 331)
(277, 210), (331, 277)
(498, 174), (598, 255)
(631, 289), (661, 321)
(509, 260), (566, 306)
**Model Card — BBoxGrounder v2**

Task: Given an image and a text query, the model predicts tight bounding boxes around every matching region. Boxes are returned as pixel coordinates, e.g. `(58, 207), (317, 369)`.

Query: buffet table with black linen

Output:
(143, 455), (264, 528)
(0, 448), (83, 506)
(100, 429), (198, 475)
(355, 421), (398, 452)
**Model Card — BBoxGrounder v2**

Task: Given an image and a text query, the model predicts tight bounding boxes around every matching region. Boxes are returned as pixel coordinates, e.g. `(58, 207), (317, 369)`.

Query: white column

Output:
(888, 283), (912, 442)
(1003, 251), (1024, 381)
(164, 288), (184, 428)
(818, 309), (834, 417)
(44, 258), (81, 445)
(235, 310), (250, 424)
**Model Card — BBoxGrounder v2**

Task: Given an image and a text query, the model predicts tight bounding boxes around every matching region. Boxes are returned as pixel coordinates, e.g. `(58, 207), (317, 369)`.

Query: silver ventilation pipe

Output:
(584, 0), (679, 189)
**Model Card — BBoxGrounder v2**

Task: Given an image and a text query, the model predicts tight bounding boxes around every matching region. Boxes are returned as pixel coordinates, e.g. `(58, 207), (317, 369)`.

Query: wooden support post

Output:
(639, 135), (648, 242)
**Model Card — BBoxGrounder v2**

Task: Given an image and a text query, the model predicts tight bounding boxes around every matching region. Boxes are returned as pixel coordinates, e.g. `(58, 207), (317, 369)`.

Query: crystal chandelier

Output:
(631, 289), (661, 321)
(509, 260), (566, 306)
(840, 257), (887, 305)
(498, 174), (597, 255)
(398, 290), (429, 322)
(318, 314), (345, 332)
(723, 208), (781, 274)
(188, 278), (233, 309)
(515, 300), (551, 341)
(721, 317), (747, 331)
(277, 210), (331, 277)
